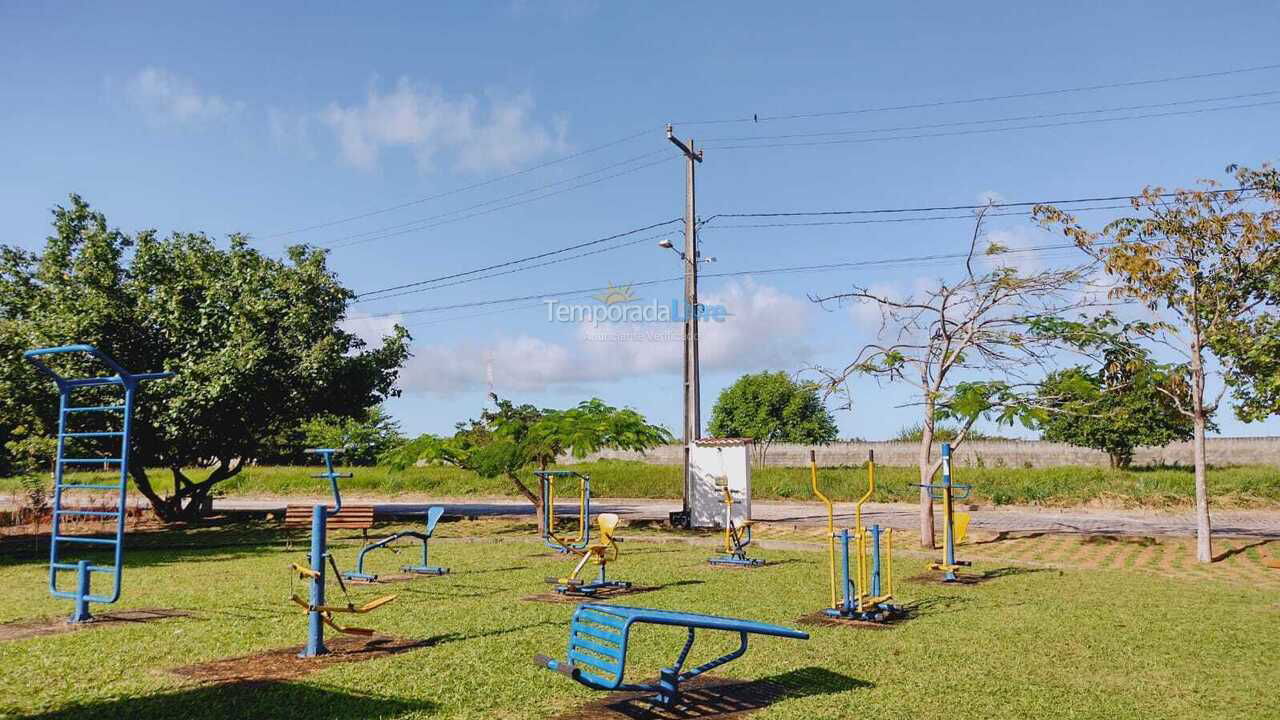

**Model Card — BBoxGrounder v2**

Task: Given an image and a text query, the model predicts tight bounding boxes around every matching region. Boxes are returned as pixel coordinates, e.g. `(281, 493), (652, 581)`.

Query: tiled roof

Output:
(693, 437), (754, 447)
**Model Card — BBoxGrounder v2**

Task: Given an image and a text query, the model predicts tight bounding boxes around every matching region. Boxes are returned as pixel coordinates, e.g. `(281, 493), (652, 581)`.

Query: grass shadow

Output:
(1082, 535), (1159, 547)
(570, 666), (869, 719)
(1214, 538), (1276, 563)
(15, 681), (425, 720)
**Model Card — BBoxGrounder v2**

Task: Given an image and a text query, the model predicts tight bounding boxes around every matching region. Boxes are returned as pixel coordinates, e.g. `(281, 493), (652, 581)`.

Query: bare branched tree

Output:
(810, 207), (1097, 548)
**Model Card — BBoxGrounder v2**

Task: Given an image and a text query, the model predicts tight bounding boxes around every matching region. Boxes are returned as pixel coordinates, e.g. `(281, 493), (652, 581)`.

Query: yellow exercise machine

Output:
(708, 480), (764, 567)
(290, 561), (397, 637)
(810, 449), (901, 622)
(547, 512), (632, 596)
(537, 470), (591, 553)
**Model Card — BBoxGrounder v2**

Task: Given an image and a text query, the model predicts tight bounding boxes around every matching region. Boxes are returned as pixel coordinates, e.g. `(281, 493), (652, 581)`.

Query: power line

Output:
(710, 186), (1249, 220)
(703, 98), (1280, 150)
(366, 240), (1095, 321)
(702, 203), (1134, 229)
(673, 61), (1280, 126)
(323, 151), (667, 247)
(355, 219), (682, 299)
(325, 155), (676, 250)
(266, 127), (656, 239)
(701, 89), (1280, 143)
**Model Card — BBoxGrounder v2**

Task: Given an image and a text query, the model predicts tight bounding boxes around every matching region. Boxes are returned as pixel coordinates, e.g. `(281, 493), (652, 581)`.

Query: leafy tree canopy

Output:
(1036, 350), (1200, 468)
(384, 395), (672, 510)
(707, 371), (838, 464)
(0, 195), (409, 519)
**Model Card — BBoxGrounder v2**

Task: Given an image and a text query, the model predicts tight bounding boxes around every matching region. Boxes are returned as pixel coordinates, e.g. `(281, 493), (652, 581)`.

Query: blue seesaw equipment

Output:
(342, 505), (449, 582)
(288, 449), (396, 657)
(24, 344), (173, 624)
(810, 449), (902, 622)
(915, 442), (973, 582)
(537, 470), (591, 554)
(707, 480), (764, 567)
(535, 604), (808, 708)
(546, 512), (631, 597)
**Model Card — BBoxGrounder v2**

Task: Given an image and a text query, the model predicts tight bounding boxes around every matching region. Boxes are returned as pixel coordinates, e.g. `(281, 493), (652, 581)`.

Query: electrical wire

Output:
(266, 127), (657, 239)
(366, 240), (1097, 321)
(700, 89), (1280, 143)
(325, 155), (676, 250)
(355, 222), (682, 300)
(672, 61), (1280, 126)
(703, 98), (1280, 150)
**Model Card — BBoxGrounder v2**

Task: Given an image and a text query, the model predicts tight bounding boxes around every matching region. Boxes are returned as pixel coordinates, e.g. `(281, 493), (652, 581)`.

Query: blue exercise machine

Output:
(535, 603), (809, 708)
(288, 449), (396, 657)
(537, 470), (591, 554)
(915, 442), (973, 582)
(24, 344), (173, 624)
(342, 506), (449, 581)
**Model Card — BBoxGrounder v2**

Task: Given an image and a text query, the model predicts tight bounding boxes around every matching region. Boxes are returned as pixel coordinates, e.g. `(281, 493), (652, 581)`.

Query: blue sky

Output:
(3, 2), (1279, 439)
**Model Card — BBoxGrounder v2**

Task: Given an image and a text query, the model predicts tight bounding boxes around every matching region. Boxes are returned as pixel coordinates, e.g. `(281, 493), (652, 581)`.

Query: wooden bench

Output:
(283, 505), (376, 540)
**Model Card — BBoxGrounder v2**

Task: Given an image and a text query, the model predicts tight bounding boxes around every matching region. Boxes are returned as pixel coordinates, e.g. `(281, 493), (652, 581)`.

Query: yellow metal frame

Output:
(853, 452), (893, 611)
(554, 513), (621, 585)
(809, 451), (838, 612)
(544, 474), (589, 550)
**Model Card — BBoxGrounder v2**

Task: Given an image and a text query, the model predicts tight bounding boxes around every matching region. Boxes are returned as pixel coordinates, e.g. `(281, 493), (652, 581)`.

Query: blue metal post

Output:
(941, 443), (956, 575)
(839, 528), (854, 614)
(870, 525), (883, 598)
(301, 505), (327, 657)
(69, 560), (93, 623)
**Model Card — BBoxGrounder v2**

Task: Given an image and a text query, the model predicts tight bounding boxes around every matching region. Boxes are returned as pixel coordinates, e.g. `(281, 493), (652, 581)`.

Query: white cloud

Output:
(977, 189), (1006, 205)
(342, 311), (403, 347)
(397, 280), (814, 395)
(267, 107), (314, 156)
(121, 67), (240, 126)
(319, 79), (566, 173)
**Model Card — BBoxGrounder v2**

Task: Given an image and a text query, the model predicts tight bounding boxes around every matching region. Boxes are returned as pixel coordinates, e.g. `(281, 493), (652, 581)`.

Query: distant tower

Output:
(484, 350), (495, 403)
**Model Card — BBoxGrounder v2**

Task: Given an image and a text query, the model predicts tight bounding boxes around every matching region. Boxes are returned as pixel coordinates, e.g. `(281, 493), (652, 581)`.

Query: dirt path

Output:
(205, 495), (1280, 539)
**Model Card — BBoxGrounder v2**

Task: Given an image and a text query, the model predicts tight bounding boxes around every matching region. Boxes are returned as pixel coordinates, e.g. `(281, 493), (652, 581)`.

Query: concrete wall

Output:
(559, 437), (1280, 468)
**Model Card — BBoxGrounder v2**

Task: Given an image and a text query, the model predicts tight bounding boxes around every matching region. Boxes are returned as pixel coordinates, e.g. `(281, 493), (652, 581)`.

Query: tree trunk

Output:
(1192, 408), (1213, 563)
(1189, 333), (1213, 563)
(918, 413), (936, 550)
(510, 472), (545, 534)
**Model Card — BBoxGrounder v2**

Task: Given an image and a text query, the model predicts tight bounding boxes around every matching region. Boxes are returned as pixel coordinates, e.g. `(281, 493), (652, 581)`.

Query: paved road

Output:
(209, 495), (1280, 539)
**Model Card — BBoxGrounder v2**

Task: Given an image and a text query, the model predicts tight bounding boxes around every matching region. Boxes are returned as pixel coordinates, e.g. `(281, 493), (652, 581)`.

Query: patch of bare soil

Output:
(0, 608), (190, 642)
(170, 634), (433, 684)
(552, 675), (794, 720)
(523, 585), (660, 604)
(794, 610), (904, 630)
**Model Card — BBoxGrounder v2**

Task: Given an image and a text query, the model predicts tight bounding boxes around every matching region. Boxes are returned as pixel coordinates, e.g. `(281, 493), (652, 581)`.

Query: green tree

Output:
(385, 394), (671, 528)
(1036, 163), (1280, 562)
(0, 195), (410, 521)
(707, 371), (838, 465)
(1036, 351), (1197, 468)
(301, 405), (405, 465)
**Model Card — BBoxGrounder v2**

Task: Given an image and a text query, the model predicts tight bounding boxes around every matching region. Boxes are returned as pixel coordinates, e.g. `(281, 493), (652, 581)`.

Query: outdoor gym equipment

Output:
(707, 481), (764, 567)
(810, 449), (901, 622)
(535, 603), (809, 708)
(288, 449), (396, 657)
(537, 470), (591, 553)
(342, 506), (449, 581)
(546, 512), (631, 596)
(914, 442), (972, 582)
(25, 344), (173, 624)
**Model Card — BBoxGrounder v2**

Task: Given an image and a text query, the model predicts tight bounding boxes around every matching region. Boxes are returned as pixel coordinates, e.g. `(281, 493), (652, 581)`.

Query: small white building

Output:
(688, 437), (753, 528)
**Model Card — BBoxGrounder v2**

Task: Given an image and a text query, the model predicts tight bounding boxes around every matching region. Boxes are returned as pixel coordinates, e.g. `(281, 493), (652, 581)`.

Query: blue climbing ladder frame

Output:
(24, 344), (173, 623)
(535, 604), (808, 707)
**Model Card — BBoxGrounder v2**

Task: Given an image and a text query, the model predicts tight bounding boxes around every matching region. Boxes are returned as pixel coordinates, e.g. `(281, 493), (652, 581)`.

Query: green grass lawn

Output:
(0, 521), (1276, 719)
(6, 459), (1277, 508)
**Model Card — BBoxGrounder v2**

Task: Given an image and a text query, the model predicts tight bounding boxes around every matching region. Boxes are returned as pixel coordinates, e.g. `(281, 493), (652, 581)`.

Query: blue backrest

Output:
(425, 506), (445, 535)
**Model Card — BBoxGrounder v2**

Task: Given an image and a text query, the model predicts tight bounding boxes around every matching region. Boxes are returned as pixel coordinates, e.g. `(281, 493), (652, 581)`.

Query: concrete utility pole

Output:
(667, 124), (703, 526)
